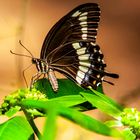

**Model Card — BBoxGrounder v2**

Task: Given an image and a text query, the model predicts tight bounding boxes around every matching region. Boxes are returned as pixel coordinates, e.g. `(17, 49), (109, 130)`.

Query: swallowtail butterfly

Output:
(12, 3), (119, 92)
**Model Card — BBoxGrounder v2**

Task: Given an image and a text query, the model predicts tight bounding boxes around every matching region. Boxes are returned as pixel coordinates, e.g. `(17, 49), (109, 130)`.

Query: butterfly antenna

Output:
(103, 79), (114, 85)
(10, 50), (33, 58)
(19, 40), (34, 57)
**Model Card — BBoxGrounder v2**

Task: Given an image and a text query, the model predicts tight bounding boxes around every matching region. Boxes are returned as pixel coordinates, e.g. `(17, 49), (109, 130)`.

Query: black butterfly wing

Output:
(40, 3), (118, 89)
(41, 3), (100, 59)
(49, 41), (107, 89)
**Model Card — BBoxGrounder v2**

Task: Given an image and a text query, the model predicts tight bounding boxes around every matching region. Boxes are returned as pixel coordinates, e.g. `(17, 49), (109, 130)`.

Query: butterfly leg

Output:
(43, 73), (47, 78)
(30, 72), (42, 89)
(22, 64), (33, 88)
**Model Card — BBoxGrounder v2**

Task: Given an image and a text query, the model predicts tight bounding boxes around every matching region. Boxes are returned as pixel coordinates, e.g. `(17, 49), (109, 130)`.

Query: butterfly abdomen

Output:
(48, 69), (58, 92)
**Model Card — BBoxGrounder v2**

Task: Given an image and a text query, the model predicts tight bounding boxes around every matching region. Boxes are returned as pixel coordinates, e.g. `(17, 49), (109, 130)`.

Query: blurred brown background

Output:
(0, 0), (140, 140)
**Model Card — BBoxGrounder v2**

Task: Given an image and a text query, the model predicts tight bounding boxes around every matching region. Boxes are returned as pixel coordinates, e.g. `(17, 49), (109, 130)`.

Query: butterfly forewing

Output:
(40, 3), (100, 59)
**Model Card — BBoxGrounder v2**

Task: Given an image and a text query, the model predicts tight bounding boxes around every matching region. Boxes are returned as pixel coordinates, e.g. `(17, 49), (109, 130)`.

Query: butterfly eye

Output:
(32, 58), (36, 64)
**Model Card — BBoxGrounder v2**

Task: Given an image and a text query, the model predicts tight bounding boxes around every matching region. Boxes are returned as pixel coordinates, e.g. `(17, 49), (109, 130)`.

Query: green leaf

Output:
(0, 116), (34, 140)
(34, 78), (94, 98)
(105, 120), (123, 127)
(80, 92), (123, 118)
(21, 94), (86, 111)
(33, 78), (103, 111)
(22, 99), (121, 138)
(91, 89), (123, 111)
(58, 105), (121, 137)
(46, 95), (86, 107)
(40, 108), (58, 140)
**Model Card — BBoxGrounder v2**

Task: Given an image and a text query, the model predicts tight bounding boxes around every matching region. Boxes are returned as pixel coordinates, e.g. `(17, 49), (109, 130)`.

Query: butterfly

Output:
(11, 3), (119, 92)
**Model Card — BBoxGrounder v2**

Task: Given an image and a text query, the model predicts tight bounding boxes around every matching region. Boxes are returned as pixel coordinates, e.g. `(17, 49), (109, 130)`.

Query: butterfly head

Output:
(32, 58), (38, 64)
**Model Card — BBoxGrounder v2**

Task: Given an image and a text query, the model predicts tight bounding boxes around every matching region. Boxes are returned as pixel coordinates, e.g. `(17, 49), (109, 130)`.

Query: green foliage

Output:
(121, 108), (140, 139)
(80, 90), (123, 118)
(33, 79), (95, 98)
(22, 99), (121, 138)
(0, 78), (140, 140)
(41, 107), (58, 140)
(0, 88), (47, 117)
(0, 116), (34, 140)
(122, 129), (136, 140)
(34, 79), (102, 111)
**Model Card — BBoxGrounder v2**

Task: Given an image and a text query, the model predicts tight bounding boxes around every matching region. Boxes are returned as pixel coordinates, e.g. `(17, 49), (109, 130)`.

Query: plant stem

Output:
(22, 108), (42, 139)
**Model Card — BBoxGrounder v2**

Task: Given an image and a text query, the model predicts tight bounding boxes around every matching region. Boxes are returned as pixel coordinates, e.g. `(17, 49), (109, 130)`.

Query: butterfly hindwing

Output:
(48, 41), (106, 89)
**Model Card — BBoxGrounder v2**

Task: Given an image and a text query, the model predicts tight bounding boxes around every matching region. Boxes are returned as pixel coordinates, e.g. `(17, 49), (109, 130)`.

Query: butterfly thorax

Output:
(32, 58), (58, 91)
(32, 58), (48, 73)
